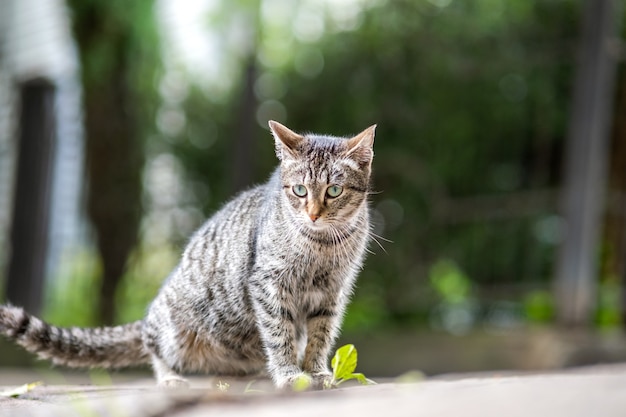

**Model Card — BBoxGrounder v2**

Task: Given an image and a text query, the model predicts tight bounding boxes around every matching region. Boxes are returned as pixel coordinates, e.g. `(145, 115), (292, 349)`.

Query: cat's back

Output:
(177, 174), (277, 282)
(196, 182), (268, 239)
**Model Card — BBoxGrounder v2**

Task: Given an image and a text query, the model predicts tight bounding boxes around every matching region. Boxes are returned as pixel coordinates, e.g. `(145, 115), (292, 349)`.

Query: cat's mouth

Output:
(298, 218), (357, 246)
(299, 213), (331, 231)
(306, 218), (327, 230)
(303, 215), (345, 232)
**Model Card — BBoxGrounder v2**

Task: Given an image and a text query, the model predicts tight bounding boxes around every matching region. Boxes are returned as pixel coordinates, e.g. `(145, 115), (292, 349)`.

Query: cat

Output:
(0, 120), (376, 389)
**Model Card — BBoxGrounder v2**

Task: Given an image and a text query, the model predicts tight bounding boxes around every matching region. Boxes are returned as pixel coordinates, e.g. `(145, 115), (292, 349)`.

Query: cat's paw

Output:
(275, 371), (334, 391)
(158, 377), (190, 389)
(310, 371), (334, 390)
(274, 372), (312, 390)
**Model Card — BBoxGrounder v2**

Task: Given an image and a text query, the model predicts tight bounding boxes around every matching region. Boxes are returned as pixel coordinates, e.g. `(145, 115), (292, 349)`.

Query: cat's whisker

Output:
(330, 224), (351, 264)
(370, 231), (393, 243)
(367, 230), (389, 254)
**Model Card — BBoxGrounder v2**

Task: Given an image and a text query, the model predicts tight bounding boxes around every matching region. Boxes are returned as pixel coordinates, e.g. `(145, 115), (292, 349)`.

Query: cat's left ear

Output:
(345, 124), (376, 170)
(269, 120), (305, 161)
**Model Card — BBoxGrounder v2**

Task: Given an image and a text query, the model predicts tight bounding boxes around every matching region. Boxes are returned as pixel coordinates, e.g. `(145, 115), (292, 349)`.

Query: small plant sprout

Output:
(327, 344), (375, 389)
(216, 381), (230, 392)
(290, 344), (374, 391)
(0, 381), (43, 398)
(244, 380), (266, 394)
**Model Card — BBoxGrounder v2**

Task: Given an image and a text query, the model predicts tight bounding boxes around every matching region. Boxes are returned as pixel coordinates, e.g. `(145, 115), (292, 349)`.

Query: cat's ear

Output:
(269, 120), (304, 161)
(345, 124), (376, 169)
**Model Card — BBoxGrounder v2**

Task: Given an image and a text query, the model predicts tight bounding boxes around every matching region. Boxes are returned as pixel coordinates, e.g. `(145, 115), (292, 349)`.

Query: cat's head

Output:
(269, 120), (375, 230)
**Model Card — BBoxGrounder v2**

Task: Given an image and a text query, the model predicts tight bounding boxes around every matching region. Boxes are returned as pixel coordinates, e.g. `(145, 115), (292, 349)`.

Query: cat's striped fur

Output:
(0, 121), (376, 388)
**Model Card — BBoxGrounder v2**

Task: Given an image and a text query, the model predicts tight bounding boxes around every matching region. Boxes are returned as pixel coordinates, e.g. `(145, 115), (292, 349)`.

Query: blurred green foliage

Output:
(44, 250), (101, 327)
(45, 0), (622, 331)
(65, 0), (163, 324)
(430, 260), (472, 306)
(596, 280), (622, 329)
(44, 245), (179, 326)
(271, 0), (576, 328)
(523, 290), (555, 323)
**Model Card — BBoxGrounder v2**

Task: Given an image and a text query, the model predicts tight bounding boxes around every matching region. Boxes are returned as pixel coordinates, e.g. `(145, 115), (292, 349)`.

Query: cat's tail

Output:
(0, 304), (150, 368)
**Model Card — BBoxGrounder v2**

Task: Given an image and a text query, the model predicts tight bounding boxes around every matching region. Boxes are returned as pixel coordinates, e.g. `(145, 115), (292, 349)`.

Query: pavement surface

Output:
(0, 364), (625, 417)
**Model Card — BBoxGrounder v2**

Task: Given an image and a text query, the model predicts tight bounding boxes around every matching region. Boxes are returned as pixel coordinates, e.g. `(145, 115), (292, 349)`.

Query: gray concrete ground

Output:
(0, 363), (625, 417)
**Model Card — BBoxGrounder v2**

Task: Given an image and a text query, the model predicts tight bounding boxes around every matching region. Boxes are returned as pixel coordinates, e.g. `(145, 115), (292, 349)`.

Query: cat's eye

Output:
(326, 185), (343, 198)
(292, 184), (308, 197)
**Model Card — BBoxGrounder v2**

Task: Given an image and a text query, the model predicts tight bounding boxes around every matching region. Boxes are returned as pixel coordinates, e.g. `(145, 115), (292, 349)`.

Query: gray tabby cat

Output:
(0, 120), (376, 389)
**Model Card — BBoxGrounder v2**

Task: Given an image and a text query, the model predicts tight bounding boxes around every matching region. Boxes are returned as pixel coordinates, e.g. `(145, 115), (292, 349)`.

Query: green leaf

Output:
(331, 344), (358, 381)
(329, 344), (375, 388)
(243, 380), (267, 394)
(350, 373), (376, 385)
(334, 372), (376, 386)
(0, 381), (43, 398)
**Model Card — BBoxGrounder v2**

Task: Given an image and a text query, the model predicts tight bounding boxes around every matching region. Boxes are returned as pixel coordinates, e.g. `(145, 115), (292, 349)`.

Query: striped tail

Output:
(0, 304), (150, 368)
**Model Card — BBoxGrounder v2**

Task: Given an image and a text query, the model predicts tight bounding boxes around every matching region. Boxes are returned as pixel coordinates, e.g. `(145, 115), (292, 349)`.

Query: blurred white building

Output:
(0, 0), (85, 299)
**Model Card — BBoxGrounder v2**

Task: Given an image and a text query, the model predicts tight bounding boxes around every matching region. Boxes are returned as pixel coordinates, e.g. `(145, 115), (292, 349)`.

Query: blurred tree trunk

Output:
(230, 2), (261, 194)
(606, 68), (626, 324)
(6, 80), (56, 315)
(67, 1), (158, 324)
(231, 58), (258, 193)
(555, 0), (621, 326)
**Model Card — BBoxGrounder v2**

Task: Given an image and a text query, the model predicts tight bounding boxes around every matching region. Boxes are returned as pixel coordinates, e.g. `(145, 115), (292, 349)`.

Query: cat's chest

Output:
(257, 224), (365, 300)
(283, 228), (365, 265)
(277, 271), (338, 320)
(273, 262), (346, 310)
(278, 234), (363, 289)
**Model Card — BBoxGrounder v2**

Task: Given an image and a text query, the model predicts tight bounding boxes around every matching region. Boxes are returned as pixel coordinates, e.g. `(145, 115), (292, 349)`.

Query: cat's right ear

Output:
(269, 120), (304, 161)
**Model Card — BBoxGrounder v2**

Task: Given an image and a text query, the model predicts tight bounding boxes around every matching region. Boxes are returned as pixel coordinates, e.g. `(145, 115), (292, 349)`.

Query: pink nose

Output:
(309, 214), (320, 222)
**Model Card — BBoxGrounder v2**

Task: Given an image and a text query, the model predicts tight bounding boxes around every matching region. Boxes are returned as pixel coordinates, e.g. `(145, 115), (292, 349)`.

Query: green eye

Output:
(293, 184), (308, 197)
(326, 185), (343, 198)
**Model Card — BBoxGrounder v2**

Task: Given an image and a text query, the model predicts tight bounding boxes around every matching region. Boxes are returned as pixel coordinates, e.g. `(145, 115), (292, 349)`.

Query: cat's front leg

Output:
(250, 287), (304, 388)
(301, 309), (342, 388)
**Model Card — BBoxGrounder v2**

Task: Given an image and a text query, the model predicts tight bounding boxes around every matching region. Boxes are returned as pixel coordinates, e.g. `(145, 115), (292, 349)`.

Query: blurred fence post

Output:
(555, 0), (621, 326)
(231, 2), (261, 194)
(231, 58), (258, 193)
(6, 78), (57, 315)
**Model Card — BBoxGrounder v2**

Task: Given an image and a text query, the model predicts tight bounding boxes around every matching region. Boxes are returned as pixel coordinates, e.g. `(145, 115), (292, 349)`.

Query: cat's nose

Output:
(309, 214), (320, 222)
